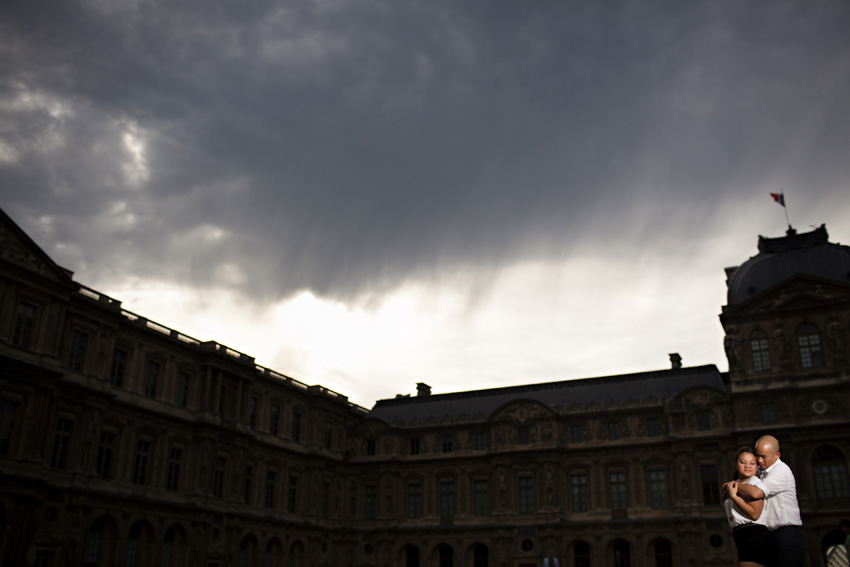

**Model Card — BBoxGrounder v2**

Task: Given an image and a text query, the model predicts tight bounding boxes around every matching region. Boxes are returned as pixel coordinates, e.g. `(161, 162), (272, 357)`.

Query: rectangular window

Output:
(518, 426), (530, 445)
(366, 439), (376, 456)
(325, 421), (333, 448)
(751, 335), (772, 372)
(219, 386), (227, 415)
(474, 480), (489, 516)
(608, 421), (621, 441)
(574, 544), (590, 567)
(410, 438), (420, 455)
(144, 360), (160, 398)
(697, 411), (711, 431)
(475, 432), (487, 451)
(519, 476), (535, 513)
(761, 403), (776, 424)
(109, 349), (128, 387)
(265, 471), (277, 508)
(68, 330), (88, 371)
(0, 400), (18, 455)
(322, 481), (330, 516)
(571, 473), (589, 512)
(571, 425), (583, 443)
(364, 484), (377, 519)
(442, 435), (453, 453)
(292, 412), (302, 442)
(166, 448), (182, 491)
(270, 404), (280, 435)
(700, 465), (720, 504)
(12, 301), (36, 348)
(287, 476), (298, 513)
(609, 471), (627, 510)
(50, 418), (73, 469)
(34, 549), (55, 567)
(799, 330), (824, 368)
(244, 466), (253, 504)
(649, 469), (668, 508)
(96, 432), (115, 479)
(176, 371), (190, 407)
(814, 464), (850, 499)
(647, 418), (660, 437)
(249, 396), (258, 428)
(214, 457), (226, 497)
(132, 440), (150, 485)
(440, 481), (455, 517)
(408, 483), (422, 518)
(407, 484), (422, 519)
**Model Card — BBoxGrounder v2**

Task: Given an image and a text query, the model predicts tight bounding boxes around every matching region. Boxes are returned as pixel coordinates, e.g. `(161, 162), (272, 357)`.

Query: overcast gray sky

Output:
(2, 0), (849, 406)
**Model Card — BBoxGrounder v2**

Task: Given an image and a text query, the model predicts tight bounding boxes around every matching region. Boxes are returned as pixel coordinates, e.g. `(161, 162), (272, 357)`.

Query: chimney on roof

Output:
(416, 382), (431, 397)
(669, 353), (682, 370)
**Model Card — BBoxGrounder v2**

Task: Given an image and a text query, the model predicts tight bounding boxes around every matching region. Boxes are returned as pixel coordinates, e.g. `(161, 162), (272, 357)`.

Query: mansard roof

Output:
(367, 365), (726, 427)
(724, 225), (850, 308)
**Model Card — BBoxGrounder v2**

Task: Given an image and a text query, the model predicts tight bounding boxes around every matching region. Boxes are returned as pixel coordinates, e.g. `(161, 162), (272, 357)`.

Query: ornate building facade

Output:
(1, 208), (848, 567)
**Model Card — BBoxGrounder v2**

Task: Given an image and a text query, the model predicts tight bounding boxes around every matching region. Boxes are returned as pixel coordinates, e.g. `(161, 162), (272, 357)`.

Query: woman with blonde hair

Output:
(724, 447), (776, 567)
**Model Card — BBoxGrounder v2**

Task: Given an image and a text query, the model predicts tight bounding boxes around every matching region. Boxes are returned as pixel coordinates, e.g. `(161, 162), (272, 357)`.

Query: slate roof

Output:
(725, 225), (850, 306)
(367, 365), (727, 427)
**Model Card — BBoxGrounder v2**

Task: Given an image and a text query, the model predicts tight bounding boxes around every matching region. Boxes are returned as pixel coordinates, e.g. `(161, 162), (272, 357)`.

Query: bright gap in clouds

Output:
(100, 246), (729, 408)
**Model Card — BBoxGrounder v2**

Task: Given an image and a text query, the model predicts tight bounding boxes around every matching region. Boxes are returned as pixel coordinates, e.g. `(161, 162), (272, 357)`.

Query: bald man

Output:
(736, 435), (806, 567)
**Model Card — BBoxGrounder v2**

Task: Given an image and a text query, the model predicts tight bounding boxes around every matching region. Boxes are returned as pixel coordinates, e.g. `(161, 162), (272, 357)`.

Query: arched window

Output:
(126, 521), (154, 567)
(161, 525), (187, 567)
(439, 544), (454, 567)
(473, 544), (488, 567)
(265, 538), (283, 567)
(288, 541), (305, 567)
(812, 445), (850, 500)
(613, 540), (630, 567)
(405, 545), (420, 567)
(239, 536), (258, 567)
(750, 330), (771, 372)
(654, 539), (673, 567)
(83, 517), (104, 567)
(574, 541), (590, 567)
(798, 324), (824, 368)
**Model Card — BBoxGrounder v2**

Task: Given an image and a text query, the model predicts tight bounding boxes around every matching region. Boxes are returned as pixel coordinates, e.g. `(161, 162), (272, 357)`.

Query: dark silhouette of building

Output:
(1, 208), (848, 567)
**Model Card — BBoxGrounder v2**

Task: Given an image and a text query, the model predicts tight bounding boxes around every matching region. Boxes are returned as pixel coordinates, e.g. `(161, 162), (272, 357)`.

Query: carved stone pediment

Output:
(734, 277), (850, 315)
(351, 418), (390, 437)
(671, 387), (727, 411)
(490, 399), (553, 424)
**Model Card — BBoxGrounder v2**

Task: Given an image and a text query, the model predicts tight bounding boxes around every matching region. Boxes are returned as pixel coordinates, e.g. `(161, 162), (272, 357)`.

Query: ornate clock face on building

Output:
(811, 399), (828, 415)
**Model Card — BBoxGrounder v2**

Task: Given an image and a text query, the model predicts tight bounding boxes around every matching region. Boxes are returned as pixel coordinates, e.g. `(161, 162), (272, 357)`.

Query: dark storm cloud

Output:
(2, 0), (849, 299)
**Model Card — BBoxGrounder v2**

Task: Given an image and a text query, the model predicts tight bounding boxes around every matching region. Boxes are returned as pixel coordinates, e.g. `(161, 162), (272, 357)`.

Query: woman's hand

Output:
(727, 480), (738, 498)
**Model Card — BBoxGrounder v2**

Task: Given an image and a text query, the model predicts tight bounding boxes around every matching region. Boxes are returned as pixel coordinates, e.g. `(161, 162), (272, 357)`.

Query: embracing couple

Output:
(723, 435), (807, 567)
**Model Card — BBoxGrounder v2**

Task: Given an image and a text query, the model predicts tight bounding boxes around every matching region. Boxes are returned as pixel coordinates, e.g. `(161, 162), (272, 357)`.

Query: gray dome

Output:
(725, 225), (850, 306)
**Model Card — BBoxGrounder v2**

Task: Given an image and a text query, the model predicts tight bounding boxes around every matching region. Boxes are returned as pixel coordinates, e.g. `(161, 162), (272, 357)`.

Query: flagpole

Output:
(770, 190), (793, 233)
(782, 189), (791, 231)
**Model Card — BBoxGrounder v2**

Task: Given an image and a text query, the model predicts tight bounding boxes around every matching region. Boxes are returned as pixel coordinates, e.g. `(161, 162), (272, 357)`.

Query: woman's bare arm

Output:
(734, 482), (765, 501)
(728, 482), (763, 520)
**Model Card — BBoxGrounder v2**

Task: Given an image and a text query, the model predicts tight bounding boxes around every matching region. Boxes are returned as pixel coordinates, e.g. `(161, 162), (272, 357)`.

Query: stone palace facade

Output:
(0, 207), (848, 567)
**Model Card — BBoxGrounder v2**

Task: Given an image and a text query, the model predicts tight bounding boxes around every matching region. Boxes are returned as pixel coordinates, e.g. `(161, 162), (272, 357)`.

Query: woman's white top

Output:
(724, 476), (767, 528)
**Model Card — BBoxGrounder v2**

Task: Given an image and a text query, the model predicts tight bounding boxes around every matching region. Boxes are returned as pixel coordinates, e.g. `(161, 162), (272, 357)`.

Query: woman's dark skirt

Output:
(732, 523), (776, 566)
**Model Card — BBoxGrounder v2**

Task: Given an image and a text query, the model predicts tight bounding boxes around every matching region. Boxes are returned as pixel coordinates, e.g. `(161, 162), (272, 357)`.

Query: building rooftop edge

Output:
(373, 364), (721, 409)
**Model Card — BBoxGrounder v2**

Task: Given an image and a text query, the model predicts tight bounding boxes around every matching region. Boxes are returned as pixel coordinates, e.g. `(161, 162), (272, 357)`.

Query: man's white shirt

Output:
(758, 458), (802, 529)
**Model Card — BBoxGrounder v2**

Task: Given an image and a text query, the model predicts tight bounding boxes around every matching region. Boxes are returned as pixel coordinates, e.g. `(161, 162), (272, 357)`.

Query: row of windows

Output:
(9, 300), (342, 448)
(400, 539), (674, 567)
(366, 416), (686, 458)
(365, 450), (850, 520)
(76, 516), (301, 567)
(749, 322), (827, 372)
(39, 417), (309, 512)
